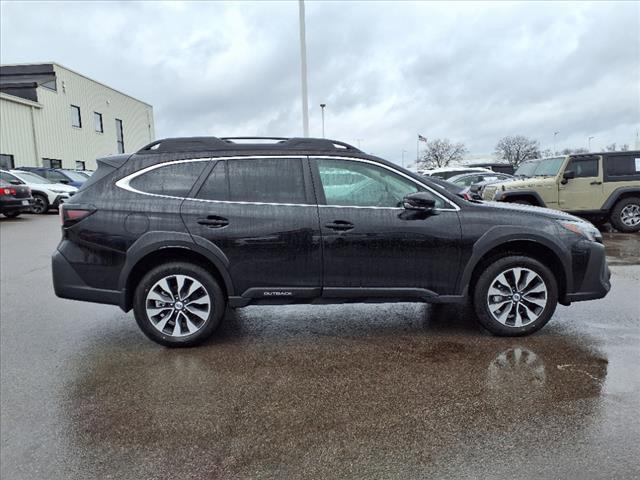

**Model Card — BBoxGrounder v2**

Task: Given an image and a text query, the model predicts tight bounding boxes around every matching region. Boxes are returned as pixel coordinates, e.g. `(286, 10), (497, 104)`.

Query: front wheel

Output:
(133, 262), (226, 347)
(32, 194), (49, 214)
(473, 256), (558, 336)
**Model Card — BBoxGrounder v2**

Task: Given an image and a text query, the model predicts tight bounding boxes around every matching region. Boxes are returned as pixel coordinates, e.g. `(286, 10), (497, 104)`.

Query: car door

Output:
(558, 155), (603, 211)
(180, 156), (323, 298)
(311, 157), (462, 296)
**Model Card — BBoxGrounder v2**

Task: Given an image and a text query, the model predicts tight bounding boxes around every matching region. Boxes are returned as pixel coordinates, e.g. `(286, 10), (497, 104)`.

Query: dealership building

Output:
(0, 63), (154, 171)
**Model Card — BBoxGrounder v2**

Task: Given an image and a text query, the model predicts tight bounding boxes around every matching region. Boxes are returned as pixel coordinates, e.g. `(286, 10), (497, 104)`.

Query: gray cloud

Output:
(1, 0), (638, 163)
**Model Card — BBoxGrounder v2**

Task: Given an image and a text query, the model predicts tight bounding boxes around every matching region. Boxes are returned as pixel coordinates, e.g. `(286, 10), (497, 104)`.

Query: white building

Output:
(0, 63), (154, 170)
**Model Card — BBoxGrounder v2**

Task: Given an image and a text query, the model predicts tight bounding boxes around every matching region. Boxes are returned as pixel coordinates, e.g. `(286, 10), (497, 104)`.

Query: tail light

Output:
(1, 187), (17, 196)
(462, 192), (472, 201)
(60, 204), (96, 227)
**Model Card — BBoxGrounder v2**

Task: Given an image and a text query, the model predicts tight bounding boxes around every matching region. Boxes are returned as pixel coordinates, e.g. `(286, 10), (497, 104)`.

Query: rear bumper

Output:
(1, 198), (34, 213)
(562, 241), (611, 303)
(52, 248), (123, 307)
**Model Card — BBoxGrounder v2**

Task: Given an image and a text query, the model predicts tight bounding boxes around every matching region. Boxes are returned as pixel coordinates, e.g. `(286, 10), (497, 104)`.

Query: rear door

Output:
(311, 157), (462, 295)
(180, 156), (322, 298)
(558, 155), (603, 211)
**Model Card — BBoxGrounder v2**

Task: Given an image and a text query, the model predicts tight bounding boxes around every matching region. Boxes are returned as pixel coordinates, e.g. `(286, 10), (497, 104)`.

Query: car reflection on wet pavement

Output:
(1, 215), (639, 479)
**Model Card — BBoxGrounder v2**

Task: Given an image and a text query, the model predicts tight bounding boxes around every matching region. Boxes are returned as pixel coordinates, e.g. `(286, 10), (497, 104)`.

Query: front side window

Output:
(115, 119), (124, 153)
(94, 112), (103, 133)
(44, 170), (67, 182)
(317, 158), (439, 208)
(70, 105), (82, 128)
(566, 157), (599, 178)
(129, 161), (207, 197)
(227, 158), (307, 204)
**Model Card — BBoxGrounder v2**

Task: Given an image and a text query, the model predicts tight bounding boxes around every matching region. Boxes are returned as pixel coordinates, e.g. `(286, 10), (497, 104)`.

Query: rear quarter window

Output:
(604, 154), (640, 182)
(129, 161), (208, 197)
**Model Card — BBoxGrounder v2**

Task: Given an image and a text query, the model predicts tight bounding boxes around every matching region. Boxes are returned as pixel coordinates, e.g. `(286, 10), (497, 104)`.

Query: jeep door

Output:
(180, 157), (322, 296)
(558, 155), (603, 211)
(311, 157), (462, 296)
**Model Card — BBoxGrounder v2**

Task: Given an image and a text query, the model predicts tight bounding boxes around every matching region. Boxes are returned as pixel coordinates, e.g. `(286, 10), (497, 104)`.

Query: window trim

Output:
(70, 105), (82, 128)
(115, 155), (459, 211)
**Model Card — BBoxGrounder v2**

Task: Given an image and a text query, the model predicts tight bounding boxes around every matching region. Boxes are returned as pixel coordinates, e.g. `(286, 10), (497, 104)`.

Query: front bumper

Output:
(562, 241), (611, 303)
(51, 194), (71, 208)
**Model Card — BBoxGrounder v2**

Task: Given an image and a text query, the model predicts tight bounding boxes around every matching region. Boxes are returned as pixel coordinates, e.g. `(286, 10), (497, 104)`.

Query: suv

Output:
(482, 152), (640, 232)
(7, 170), (77, 214)
(53, 137), (610, 347)
(16, 167), (87, 188)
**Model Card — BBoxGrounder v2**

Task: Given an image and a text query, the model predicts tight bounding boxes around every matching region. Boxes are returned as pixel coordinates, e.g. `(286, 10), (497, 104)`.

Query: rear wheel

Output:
(133, 262), (225, 347)
(610, 197), (640, 233)
(473, 255), (558, 336)
(32, 194), (49, 214)
(3, 211), (21, 218)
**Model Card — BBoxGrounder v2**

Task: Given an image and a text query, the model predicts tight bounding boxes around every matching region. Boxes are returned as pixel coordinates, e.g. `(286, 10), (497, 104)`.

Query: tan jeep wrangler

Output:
(482, 151), (640, 232)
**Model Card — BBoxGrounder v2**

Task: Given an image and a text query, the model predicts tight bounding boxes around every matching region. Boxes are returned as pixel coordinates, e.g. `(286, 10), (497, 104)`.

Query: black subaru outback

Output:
(52, 137), (611, 347)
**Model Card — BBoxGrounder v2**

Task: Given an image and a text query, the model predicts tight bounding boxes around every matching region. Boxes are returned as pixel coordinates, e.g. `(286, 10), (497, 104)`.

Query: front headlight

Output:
(558, 220), (602, 243)
(49, 189), (66, 194)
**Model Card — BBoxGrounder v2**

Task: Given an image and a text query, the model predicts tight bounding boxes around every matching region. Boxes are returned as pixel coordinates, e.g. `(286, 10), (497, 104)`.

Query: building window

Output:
(0, 154), (15, 170)
(70, 105), (82, 128)
(43, 158), (62, 169)
(76, 161), (86, 170)
(94, 112), (103, 133)
(115, 118), (124, 153)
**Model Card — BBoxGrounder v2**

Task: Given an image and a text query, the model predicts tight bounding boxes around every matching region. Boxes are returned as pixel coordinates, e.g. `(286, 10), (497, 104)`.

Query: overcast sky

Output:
(1, 1), (638, 163)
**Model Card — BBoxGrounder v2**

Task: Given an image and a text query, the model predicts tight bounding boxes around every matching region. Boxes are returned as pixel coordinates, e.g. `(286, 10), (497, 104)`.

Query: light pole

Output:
(588, 136), (594, 152)
(553, 131), (559, 154)
(298, 0), (309, 137)
(320, 103), (326, 138)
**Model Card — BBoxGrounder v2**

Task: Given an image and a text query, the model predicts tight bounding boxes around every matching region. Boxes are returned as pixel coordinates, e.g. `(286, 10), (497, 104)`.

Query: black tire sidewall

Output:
(32, 194), (49, 214)
(610, 197), (640, 233)
(473, 255), (558, 336)
(133, 262), (225, 347)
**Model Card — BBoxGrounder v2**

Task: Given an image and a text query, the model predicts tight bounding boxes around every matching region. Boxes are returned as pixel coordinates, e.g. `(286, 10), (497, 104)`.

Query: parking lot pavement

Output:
(1, 214), (639, 480)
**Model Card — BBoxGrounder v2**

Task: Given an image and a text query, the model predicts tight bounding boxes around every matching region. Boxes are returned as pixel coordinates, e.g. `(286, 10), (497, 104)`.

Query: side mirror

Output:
(561, 170), (575, 185)
(403, 192), (436, 212)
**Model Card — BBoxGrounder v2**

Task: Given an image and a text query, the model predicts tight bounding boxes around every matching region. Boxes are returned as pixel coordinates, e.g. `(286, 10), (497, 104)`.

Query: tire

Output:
(473, 255), (558, 336)
(31, 194), (49, 214)
(3, 211), (21, 218)
(609, 197), (640, 233)
(133, 262), (226, 347)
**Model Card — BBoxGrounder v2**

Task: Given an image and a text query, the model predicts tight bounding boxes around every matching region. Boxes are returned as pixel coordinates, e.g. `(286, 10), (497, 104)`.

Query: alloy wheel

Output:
(145, 274), (211, 337)
(32, 197), (46, 214)
(620, 203), (640, 227)
(486, 267), (547, 328)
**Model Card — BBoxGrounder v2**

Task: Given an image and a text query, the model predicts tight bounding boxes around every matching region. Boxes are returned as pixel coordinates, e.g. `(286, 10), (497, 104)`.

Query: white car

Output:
(419, 166), (493, 180)
(7, 169), (78, 214)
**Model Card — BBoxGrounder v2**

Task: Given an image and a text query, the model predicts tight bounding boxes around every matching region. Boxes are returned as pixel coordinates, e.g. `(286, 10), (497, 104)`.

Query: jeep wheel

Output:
(509, 198), (534, 206)
(610, 197), (640, 233)
(473, 256), (558, 336)
(133, 262), (225, 347)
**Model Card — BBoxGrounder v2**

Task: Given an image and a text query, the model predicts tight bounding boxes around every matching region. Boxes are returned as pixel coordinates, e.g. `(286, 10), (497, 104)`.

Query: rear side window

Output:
(566, 156), (599, 178)
(604, 154), (640, 181)
(226, 158), (307, 204)
(197, 161), (228, 201)
(129, 161), (207, 197)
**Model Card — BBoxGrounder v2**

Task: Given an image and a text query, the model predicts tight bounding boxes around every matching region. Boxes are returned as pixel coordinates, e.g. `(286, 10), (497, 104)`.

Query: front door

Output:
(558, 155), (603, 211)
(311, 157), (462, 295)
(181, 157), (322, 297)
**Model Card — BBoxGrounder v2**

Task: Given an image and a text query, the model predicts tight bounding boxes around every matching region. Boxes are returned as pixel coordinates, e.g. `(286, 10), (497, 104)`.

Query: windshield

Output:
(12, 171), (53, 184)
(514, 161), (539, 177)
(60, 169), (88, 182)
(533, 157), (565, 176)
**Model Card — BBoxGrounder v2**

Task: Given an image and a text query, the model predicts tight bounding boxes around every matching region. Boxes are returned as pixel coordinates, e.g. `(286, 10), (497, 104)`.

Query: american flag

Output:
(418, 134), (427, 142)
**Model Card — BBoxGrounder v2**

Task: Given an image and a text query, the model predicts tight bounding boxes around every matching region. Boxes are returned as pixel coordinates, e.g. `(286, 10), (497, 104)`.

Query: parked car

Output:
(0, 176), (33, 218)
(419, 166), (493, 180)
(482, 151), (640, 232)
(75, 170), (94, 178)
(468, 162), (515, 175)
(8, 170), (77, 214)
(53, 137), (610, 347)
(447, 172), (515, 200)
(420, 175), (470, 199)
(16, 167), (87, 188)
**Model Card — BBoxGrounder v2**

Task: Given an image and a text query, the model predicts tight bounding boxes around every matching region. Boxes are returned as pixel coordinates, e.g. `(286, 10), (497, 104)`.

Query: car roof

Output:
(422, 166), (493, 174)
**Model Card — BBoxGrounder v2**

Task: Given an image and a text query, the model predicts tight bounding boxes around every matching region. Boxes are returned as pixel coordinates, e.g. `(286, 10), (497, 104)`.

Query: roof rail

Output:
(137, 136), (361, 154)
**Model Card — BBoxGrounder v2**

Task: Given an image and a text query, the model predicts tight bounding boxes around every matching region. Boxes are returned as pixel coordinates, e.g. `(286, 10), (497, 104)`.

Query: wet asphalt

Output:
(1, 214), (639, 480)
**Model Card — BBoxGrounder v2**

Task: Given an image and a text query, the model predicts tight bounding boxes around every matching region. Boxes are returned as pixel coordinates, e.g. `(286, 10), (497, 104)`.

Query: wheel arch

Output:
(495, 190), (546, 206)
(601, 187), (640, 211)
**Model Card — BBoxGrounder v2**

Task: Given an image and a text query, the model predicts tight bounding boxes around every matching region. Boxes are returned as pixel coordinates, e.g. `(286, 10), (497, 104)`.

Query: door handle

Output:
(590, 181), (602, 185)
(197, 215), (229, 228)
(325, 220), (354, 231)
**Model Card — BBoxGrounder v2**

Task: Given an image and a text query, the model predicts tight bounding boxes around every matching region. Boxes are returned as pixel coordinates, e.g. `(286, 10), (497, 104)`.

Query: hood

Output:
(48, 183), (78, 192)
(489, 176), (556, 191)
(473, 200), (585, 222)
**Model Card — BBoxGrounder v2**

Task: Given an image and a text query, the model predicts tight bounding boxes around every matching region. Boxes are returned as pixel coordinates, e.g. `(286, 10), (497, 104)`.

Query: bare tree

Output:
(621, 144), (629, 151)
(494, 135), (540, 168)
(418, 138), (467, 169)
(560, 147), (589, 155)
(605, 143), (617, 152)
